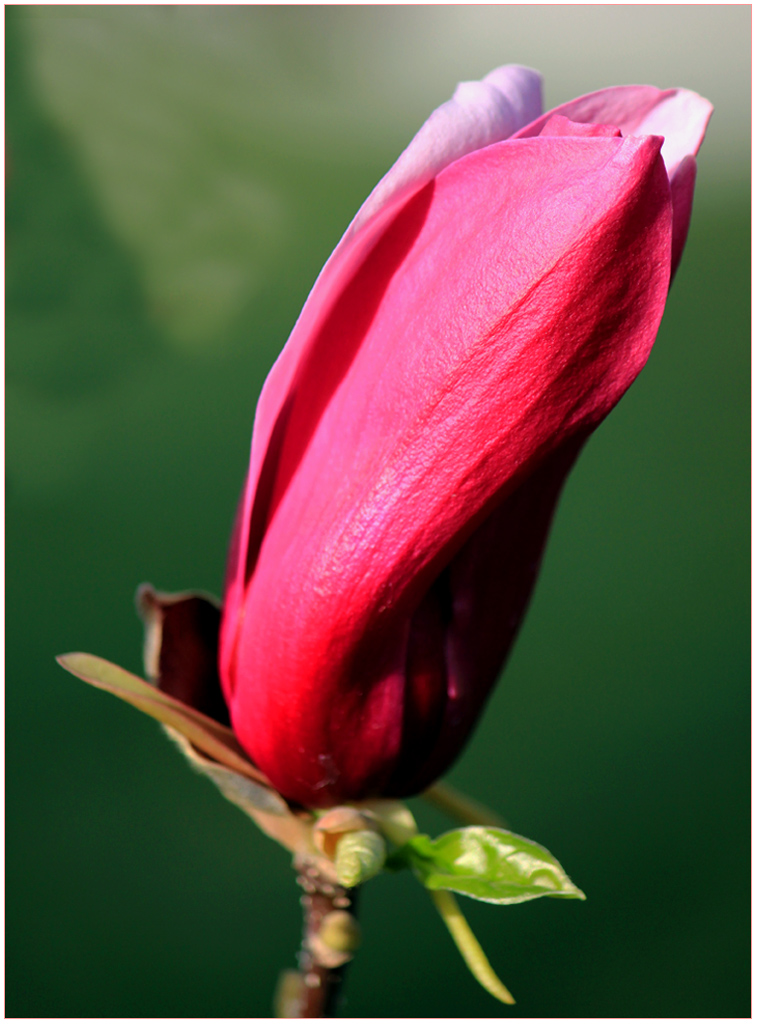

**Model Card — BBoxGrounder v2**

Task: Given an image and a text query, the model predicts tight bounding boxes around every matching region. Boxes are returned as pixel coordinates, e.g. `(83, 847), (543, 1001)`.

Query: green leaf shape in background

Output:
(398, 826), (586, 905)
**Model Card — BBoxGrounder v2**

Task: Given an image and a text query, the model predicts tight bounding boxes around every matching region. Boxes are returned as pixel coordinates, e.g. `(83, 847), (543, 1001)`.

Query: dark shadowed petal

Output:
(137, 584), (229, 726)
(388, 435), (586, 795)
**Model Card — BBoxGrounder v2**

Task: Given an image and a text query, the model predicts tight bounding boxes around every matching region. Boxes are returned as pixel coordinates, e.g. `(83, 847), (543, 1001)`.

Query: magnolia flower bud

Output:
(212, 68), (711, 809)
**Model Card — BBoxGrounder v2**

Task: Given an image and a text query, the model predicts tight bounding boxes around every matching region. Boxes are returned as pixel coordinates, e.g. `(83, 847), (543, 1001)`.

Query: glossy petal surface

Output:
(514, 84), (712, 275)
(219, 65), (543, 681)
(223, 126), (673, 805)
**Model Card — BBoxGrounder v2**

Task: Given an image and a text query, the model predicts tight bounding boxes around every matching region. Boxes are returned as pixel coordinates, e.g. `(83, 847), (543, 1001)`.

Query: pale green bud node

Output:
(334, 829), (386, 887)
(318, 910), (362, 954)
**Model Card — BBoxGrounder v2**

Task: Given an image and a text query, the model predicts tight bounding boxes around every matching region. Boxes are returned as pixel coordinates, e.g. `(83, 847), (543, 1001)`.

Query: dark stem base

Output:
(275, 859), (359, 1017)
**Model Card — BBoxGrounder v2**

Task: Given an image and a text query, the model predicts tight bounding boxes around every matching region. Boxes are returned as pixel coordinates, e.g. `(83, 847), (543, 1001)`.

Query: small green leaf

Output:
(398, 826), (585, 905)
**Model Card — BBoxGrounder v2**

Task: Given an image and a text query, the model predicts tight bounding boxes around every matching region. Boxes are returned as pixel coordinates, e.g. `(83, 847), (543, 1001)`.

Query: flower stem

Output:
(423, 780), (508, 828)
(274, 858), (360, 1017)
(430, 889), (515, 1005)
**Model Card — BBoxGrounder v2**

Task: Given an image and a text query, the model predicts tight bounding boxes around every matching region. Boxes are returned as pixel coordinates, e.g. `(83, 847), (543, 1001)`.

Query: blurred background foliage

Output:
(6, 5), (750, 1018)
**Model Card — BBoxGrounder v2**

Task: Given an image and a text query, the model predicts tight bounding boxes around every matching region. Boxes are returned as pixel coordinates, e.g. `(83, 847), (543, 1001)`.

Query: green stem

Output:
(423, 780), (508, 828)
(430, 889), (515, 1006)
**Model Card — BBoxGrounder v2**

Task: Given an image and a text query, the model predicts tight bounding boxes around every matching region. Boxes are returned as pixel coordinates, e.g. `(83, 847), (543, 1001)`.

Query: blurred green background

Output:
(6, 5), (749, 1018)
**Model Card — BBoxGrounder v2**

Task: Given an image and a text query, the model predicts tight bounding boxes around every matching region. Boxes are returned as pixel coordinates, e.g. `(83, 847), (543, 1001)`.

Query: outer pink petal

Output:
(514, 84), (711, 174)
(669, 155), (698, 279)
(219, 65), (543, 684)
(355, 65), (543, 233)
(631, 89), (712, 176)
(227, 131), (672, 806)
(514, 84), (711, 280)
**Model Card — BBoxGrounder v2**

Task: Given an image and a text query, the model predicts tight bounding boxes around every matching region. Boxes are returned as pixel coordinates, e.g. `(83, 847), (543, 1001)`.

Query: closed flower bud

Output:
(219, 66), (711, 808)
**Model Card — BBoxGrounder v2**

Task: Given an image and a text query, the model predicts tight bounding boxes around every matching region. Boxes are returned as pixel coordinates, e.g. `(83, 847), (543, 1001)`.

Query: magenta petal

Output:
(538, 114), (621, 139)
(513, 83), (710, 287)
(224, 130), (673, 806)
(390, 434), (586, 795)
(219, 67), (543, 687)
(355, 64), (543, 234)
(515, 83), (712, 176)
(219, 70), (712, 808)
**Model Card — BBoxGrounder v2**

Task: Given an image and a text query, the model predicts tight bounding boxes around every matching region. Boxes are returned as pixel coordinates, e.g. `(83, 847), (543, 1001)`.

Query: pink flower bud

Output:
(219, 67), (711, 808)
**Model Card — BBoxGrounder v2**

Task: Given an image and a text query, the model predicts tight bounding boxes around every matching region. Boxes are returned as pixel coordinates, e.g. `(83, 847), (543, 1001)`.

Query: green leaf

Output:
(396, 826), (586, 905)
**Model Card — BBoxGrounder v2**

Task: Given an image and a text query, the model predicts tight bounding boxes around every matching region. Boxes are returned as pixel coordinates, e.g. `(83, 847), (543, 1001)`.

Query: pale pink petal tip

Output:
(483, 64), (543, 129)
(353, 64), (543, 233)
(635, 88), (713, 174)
